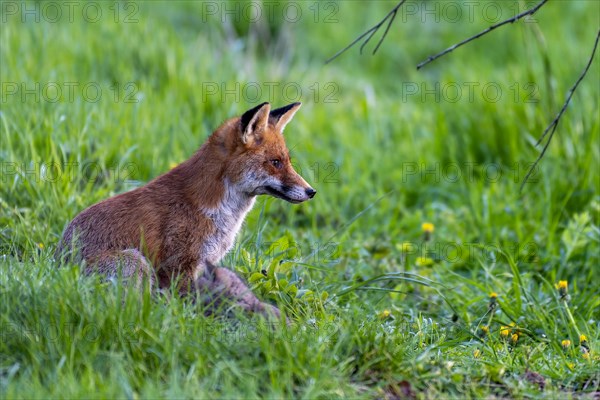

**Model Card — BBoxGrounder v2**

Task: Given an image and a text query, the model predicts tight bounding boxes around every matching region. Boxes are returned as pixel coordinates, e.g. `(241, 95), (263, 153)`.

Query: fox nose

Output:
(305, 188), (316, 199)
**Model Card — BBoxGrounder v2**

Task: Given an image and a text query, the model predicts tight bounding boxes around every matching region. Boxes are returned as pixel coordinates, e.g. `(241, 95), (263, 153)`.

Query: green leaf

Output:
(562, 212), (593, 261)
(276, 261), (294, 275)
(287, 285), (298, 297)
(248, 272), (265, 283)
(266, 236), (290, 259)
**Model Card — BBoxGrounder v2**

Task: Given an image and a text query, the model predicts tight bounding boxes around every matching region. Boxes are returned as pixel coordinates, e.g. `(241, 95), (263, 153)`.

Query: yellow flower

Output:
(473, 349), (481, 358)
(580, 334), (590, 351)
(422, 222), (435, 233)
(511, 333), (519, 344)
(562, 339), (571, 349)
(478, 325), (489, 338)
(379, 309), (391, 319)
(500, 326), (510, 338)
(415, 257), (434, 267)
(556, 280), (568, 290)
(489, 292), (498, 299)
(582, 348), (590, 359)
(555, 280), (568, 298)
(37, 243), (45, 249)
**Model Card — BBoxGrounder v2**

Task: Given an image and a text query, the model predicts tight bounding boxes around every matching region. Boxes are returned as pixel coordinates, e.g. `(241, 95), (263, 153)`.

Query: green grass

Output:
(1, 1), (599, 398)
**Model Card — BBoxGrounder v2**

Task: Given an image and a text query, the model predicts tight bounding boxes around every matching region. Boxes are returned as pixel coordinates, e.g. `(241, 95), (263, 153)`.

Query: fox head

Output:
(214, 102), (316, 203)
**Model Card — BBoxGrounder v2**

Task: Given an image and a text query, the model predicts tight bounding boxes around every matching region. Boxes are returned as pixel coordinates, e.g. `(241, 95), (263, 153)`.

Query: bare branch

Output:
(417, 0), (548, 70)
(520, 29), (600, 192)
(325, 1), (406, 64)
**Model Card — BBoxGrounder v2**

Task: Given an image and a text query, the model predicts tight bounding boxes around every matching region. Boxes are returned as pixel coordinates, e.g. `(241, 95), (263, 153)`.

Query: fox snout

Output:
(263, 167), (316, 204)
(266, 182), (316, 204)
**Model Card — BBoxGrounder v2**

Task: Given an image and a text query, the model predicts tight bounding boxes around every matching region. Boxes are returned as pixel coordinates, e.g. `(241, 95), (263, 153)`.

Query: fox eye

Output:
(270, 159), (282, 168)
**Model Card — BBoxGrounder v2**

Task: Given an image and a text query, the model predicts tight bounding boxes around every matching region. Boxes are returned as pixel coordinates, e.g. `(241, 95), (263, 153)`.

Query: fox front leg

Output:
(194, 265), (284, 322)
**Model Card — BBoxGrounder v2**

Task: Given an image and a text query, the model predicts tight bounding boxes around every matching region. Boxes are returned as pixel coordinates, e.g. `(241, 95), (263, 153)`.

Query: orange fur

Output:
(55, 102), (315, 319)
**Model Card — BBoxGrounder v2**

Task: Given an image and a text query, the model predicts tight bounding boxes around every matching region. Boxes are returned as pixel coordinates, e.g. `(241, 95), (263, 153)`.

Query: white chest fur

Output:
(199, 179), (256, 264)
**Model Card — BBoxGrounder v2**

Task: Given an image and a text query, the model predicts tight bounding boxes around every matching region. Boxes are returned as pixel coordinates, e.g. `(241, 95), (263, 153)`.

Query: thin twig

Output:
(417, 0), (548, 70)
(520, 29), (600, 192)
(535, 29), (600, 147)
(325, 1), (406, 64)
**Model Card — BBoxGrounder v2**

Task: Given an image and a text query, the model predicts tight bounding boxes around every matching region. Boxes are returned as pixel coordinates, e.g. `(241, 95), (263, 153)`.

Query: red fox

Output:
(55, 102), (315, 320)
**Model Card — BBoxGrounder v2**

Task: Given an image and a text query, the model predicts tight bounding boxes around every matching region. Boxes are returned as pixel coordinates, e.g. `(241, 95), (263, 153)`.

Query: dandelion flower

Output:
(500, 326), (510, 338)
(555, 280), (568, 299)
(556, 280), (568, 290)
(580, 335), (590, 351)
(582, 348), (590, 360)
(422, 222), (434, 233)
(489, 292), (498, 299)
(562, 339), (571, 349)
(511, 333), (519, 344)
(379, 309), (391, 319)
(37, 243), (45, 249)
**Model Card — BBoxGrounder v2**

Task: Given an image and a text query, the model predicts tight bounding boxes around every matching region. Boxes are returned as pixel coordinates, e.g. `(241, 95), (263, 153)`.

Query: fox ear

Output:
(269, 102), (301, 133)
(240, 102), (271, 145)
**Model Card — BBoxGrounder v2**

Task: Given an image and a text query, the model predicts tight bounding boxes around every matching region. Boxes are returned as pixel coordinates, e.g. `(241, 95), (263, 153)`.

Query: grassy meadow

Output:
(1, 0), (599, 398)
